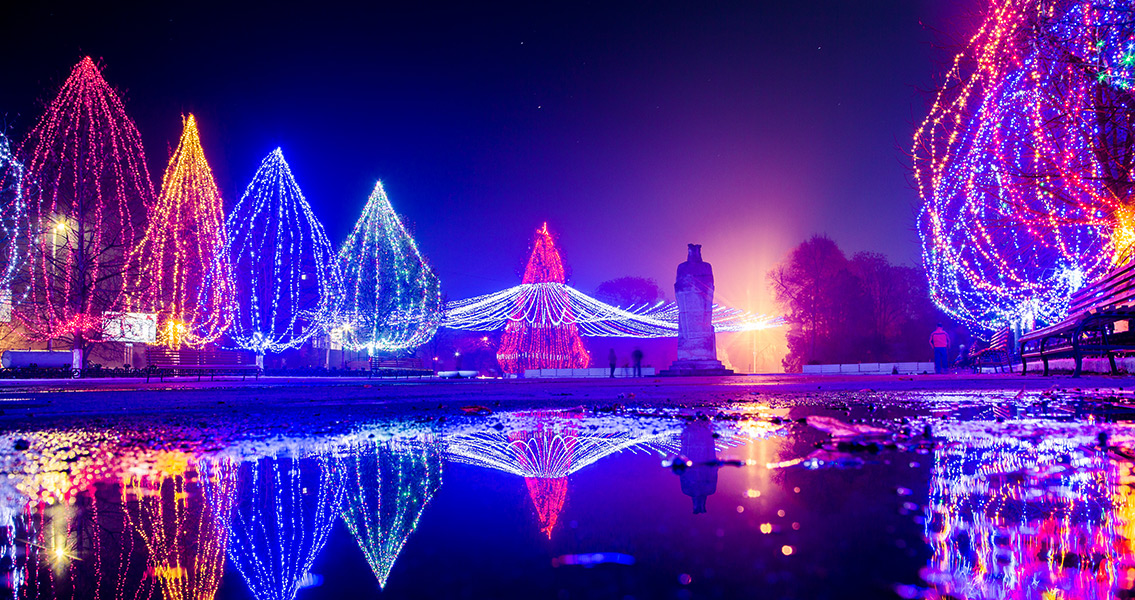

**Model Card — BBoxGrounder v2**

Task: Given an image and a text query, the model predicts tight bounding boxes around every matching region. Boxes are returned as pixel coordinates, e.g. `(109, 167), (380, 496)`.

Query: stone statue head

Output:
(687, 244), (702, 262)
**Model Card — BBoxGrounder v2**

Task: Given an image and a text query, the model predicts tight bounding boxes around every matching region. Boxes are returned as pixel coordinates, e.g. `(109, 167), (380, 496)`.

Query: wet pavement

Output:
(1, 378), (1134, 599)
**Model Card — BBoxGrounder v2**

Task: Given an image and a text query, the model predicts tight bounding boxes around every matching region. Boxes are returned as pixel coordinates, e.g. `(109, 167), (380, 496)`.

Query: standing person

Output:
(929, 324), (950, 374)
(608, 348), (617, 378)
(632, 348), (643, 377)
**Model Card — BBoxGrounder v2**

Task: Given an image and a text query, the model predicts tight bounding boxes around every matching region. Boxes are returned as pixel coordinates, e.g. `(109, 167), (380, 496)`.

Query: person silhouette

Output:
(679, 418), (719, 514)
(608, 348), (617, 378)
(632, 348), (643, 377)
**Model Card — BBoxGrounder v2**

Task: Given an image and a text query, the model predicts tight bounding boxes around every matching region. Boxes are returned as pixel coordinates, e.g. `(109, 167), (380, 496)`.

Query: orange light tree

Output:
(125, 114), (234, 348)
(16, 57), (153, 357)
(123, 459), (237, 600)
(496, 224), (589, 373)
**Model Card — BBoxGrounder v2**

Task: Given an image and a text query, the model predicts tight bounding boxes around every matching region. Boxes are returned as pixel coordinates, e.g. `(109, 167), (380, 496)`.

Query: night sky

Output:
(0, 0), (963, 313)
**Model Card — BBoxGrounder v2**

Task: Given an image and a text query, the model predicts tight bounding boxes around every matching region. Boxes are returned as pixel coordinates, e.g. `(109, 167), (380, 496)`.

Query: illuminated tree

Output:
(913, 1), (1135, 334)
(227, 454), (343, 600)
(496, 224), (589, 373)
(338, 181), (441, 352)
(340, 441), (442, 589)
(15, 57), (153, 358)
(225, 149), (341, 354)
(123, 459), (237, 600)
(125, 114), (234, 347)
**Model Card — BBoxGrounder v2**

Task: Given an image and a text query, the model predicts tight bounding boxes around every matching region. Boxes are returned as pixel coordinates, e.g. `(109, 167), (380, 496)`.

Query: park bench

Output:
(970, 328), (1012, 373)
(1018, 260), (1135, 376)
(145, 348), (260, 382)
(368, 356), (433, 378)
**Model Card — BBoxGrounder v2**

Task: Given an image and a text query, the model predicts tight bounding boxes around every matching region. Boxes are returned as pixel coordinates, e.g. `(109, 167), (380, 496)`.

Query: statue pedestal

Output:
(661, 244), (734, 377)
(660, 359), (733, 377)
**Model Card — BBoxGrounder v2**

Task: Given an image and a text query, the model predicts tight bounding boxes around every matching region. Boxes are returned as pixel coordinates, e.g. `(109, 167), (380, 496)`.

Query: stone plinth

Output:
(660, 244), (733, 377)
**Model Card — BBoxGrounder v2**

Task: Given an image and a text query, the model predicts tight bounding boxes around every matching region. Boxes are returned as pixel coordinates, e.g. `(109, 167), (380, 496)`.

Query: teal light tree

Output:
(225, 149), (342, 355)
(340, 440), (443, 589)
(338, 181), (441, 352)
(227, 453), (344, 600)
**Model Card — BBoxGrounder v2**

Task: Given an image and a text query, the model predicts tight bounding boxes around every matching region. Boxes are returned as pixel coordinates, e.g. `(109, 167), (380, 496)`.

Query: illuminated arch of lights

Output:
(443, 282), (783, 338)
(913, 0), (1135, 335)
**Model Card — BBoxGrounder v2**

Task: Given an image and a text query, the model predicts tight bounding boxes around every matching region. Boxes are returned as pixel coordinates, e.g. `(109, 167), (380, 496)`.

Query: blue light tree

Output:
(227, 453), (344, 600)
(338, 181), (441, 352)
(0, 132), (24, 298)
(225, 149), (342, 355)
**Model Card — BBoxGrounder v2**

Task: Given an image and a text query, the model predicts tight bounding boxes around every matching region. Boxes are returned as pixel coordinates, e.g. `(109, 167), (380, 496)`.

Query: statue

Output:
(661, 244), (733, 376)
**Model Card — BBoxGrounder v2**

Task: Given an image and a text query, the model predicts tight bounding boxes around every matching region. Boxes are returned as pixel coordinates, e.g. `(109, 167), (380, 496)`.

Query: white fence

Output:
(522, 367), (657, 378)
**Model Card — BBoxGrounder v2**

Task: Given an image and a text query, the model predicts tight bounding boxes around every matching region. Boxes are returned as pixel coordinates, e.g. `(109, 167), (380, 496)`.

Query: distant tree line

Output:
(769, 235), (951, 372)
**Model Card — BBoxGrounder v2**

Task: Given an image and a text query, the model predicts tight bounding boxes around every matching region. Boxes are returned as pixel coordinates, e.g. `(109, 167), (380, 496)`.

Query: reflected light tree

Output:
(123, 458), (237, 600)
(226, 453), (344, 600)
(339, 440), (442, 589)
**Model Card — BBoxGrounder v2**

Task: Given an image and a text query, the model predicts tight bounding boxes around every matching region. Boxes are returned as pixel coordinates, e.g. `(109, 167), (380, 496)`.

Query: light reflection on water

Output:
(1, 395), (1134, 598)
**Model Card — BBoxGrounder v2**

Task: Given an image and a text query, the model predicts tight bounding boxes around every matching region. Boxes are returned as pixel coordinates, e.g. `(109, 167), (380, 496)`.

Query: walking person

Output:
(632, 348), (643, 377)
(608, 348), (617, 378)
(930, 324), (950, 374)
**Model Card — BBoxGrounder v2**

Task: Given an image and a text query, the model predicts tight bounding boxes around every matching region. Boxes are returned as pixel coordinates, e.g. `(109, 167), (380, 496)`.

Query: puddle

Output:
(0, 391), (1132, 598)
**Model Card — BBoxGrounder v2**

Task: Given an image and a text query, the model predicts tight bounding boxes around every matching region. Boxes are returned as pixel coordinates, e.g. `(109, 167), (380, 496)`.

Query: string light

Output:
(225, 149), (342, 354)
(125, 114), (234, 348)
(0, 132), (24, 297)
(913, 1), (1135, 334)
(16, 57), (153, 342)
(227, 453), (343, 600)
(496, 224), (590, 373)
(339, 440), (442, 589)
(337, 181), (441, 353)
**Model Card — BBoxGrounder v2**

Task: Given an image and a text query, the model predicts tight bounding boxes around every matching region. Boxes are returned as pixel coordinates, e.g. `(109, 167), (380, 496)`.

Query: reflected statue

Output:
(227, 452), (344, 600)
(123, 456), (238, 600)
(339, 439), (443, 589)
(679, 419), (718, 514)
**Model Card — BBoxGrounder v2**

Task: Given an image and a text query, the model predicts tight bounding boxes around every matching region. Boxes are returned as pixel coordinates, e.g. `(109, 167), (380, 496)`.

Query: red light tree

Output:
(16, 57), (153, 359)
(496, 224), (589, 373)
(124, 114), (234, 348)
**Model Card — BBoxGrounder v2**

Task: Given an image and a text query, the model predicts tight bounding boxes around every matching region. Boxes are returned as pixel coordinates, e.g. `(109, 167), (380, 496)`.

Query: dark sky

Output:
(0, 0), (963, 312)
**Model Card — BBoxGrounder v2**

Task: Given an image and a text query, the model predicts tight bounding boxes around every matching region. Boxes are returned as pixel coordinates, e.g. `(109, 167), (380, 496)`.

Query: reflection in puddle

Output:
(4, 394), (1135, 598)
(925, 422), (1135, 599)
(341, 440), (442, 589)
